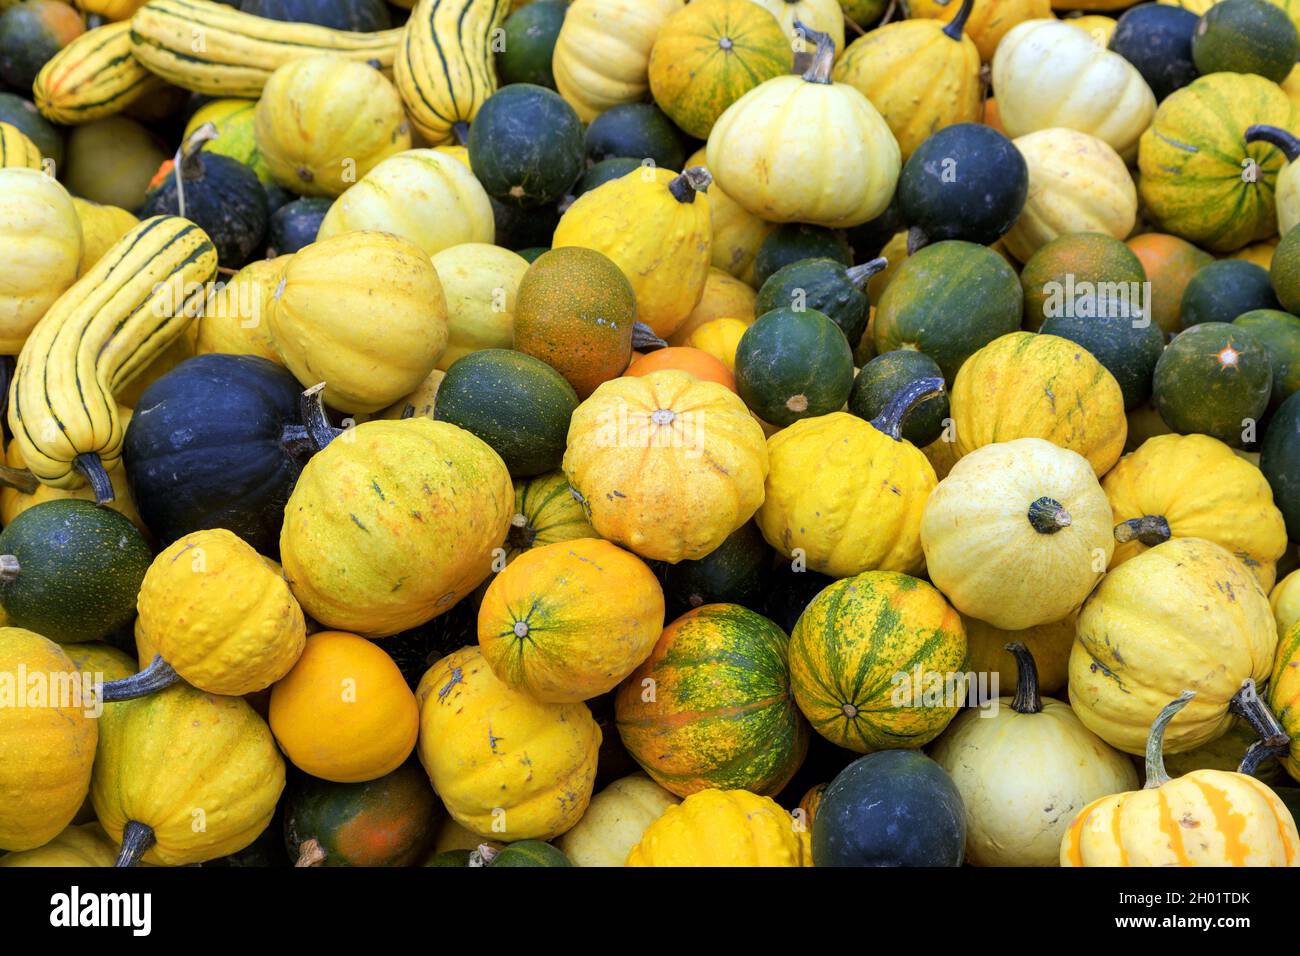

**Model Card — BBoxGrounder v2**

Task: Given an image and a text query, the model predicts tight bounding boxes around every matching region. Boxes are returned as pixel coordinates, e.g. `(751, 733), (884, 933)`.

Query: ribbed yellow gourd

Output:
(626, 789), (810, 866)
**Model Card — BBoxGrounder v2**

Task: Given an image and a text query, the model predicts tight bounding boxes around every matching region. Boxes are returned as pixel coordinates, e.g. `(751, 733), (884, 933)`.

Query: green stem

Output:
(794, 19), (836, 83)
(1245, 125), (1300, 164)
(101, 655), (182, 703)
(74, 453), (114, 505)
(1027, 497), (1072, 535)
(1144, 690), (1195, 789)
(1004, 641), (1042, 715)
(869, 377), (945, 441)
(1114, 515), (1171, 547)
(942, 0), (975, 41)
(114, 821), (156, 868)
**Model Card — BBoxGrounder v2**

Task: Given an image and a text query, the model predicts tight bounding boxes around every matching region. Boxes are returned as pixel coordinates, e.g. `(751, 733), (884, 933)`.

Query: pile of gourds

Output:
(2, 0), (1300, 869)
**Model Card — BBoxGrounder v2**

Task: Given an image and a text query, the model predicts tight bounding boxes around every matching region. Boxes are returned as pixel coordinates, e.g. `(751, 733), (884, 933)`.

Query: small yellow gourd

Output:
(683, 147), (773, 286)
(907, 0), (1051, 61)
(0, 822), (118, 867)
(625, 788), (810, 866)
(1275, 570), (1300, 639)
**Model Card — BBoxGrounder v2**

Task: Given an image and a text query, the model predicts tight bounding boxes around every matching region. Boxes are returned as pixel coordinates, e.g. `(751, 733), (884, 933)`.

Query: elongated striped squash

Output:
(35, 22), (166, 125)
(8, 216), (217, 500)
(129, 0), (404, 98)
(394, 0), (510, 145)
(0, 123), (41, 170)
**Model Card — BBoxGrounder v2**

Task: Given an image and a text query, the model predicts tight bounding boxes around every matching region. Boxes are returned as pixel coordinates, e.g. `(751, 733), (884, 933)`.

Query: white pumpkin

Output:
(554, 773), (679, 866)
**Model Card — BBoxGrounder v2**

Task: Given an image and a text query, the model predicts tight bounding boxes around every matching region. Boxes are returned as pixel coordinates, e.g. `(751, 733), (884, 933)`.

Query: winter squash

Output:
(1103, 433), (1288, 592)
(1261, 391), (1300, 540)
(1275, 571), (1300, 639)
(1126, 233), (1214, 334)
(0, 121), (39, 169)
(267, 199), (328, 256)
(1110, 3), (1199, 102)
(832, 0), (982, 160)
(755, 258), (880, 347)
(270, 630), (419, 783)
(182, 98), (271, 183)
(425, 243), (528, 373)
(32, 21), (165, 127)
(673, 268), (758, 344)
(1270, 613), (1300, 781)
(467, 84), (585, 208)
(684, 147), (773, 286)
(922, 439), (1114, 632)
(480, 539), (665, 703)
(708, 24), (900, 229)
(684, 318), (748, 373)
(0, 628), (96, 851)
(1181, 260), (1280, 327)
(1192, 0), (1298, 81)
(563, 371), (768, 563)
(625, 348), (736, 391)
(1246, 125), (1300, 236)
(1070, 537), (1277, 755)
(64, 642), (135, 682)
(1020, 232), (1148, 332)
(0, 168), (81, 354)
(647, 0), (793, 139)
(416, 646), (601, 840)
(790, 571), (966, 753)
(950, 332), (1128, 476)
(748, 0), (844, 53)
(848, 351), (949, 448)
(583, 101), (689, 172)
(626, 788), (809, 867)
(193, 257), (286, 364)
(1236, 309), (1300, 410)
(0, 822), (117, 867)
(657, 521), (772, 620)
(70, 198), (137, 278)
(931, 642), (1139, 867)
(734, 308), (855, 426)
(962, 612), (1077, 698)
(554, 773), (679, 867)
(496, 471), (595, 564)
(616, 603), (809, 796)
(1041, 311), (1166, 411)
(280, 418), (513, 636)
(0, 92), (62, 168)
(242, 0), (392, 30)
(0, 0), (83, 92)
(754, 222), (853, 287)
(1, 424), (141, 532)
(1152, 322), (1273, 448)
(60, 116), (166, 211)
(1277, 225), (1300, 314)
(479, 841), (572, 866)
(907, 0), (1050, 61)
(498, 0), (564, 88)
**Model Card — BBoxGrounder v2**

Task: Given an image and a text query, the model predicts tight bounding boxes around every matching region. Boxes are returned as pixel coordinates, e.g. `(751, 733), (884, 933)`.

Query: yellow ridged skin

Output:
(503, 471), (597, 560)
(748, 0), (844, 54)
(757, 411), (935, 578)
(950, 332), (1128, 476)
(136, 530), (306, 696)
(128, 0), (405, 97)
(626, 788), (809, 866)
(669, 266), (757, 344)
(34, 22), (165, 125)
(416, 646), (601, 840)
(562, 371), (768, 563)
(394, 0), (509, 144)
(1103, 434), (1288, 592)
(430, 243), (528, 369)
(269, 232), (448, 413)
(0, 122), (41, 169)
(479, 539), (664, 702)
(684, 147), (773, 286)
(254, 55), (411, 198)
(1070, 538), (1278, 755)
(92, 683), (285, 865)
(280, 418), (513, 636)
(555, 773), (680, 867)
(0, 169), (81, 354)
(832, 14), (982, 161)
(1275, 570), (1300, 640)
(992, 19), (1154, 163)
(1270, 620), (1300, 781)
(0, 823), (118, 866)
(8, 215), (215, 490)
(195, 255), (286, 363)
(317, 149), (495, 258)
(553, 0), (685, 123)
(909, 0), (1051, 61)
(1275, 155), (1300, 236)
(922, 439), (1114, 630)
(70, 197), (138, 278)
(962, 611), (1077, 697)
(0, 629), (97, 851)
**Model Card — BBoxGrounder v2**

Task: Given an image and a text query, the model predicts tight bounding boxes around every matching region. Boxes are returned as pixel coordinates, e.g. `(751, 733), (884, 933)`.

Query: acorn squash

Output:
(1235, 308), (1300, 409)
(734, 307), (855, 426)
(1152, 322), (1274, 447)
(1261, 390), (1300, 540)
(1192, 0), (1298, 81)
(467, 83), (585, 208)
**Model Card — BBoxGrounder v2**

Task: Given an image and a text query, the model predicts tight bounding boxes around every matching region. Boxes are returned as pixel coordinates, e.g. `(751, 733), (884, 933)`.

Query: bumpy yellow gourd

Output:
(0, 168), (81, 354)
(431, 243), (529, 369)
(555, 773), (680, 867)
(626, 788), (810, 866)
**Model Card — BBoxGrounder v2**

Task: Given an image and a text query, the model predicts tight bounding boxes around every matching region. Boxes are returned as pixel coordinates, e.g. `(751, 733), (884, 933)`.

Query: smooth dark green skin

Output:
(657, 521), (773, 621)
(204, 813), (290, 866)
(735, 308), (855, 426)
(1261, 390), (1300, 540)
(1153, 322), (1274, 448)
(1110, 3), (1199, 101)
(1181, 259), (1280, 326)
(0, 3), (70, 91)
(468, 84), (585, 208)
(1021, 232), (1147, 330)
(757, 258), (870, 347)
(0, 500), (152, 644)
(1041, 313), (1166, 411)
(435, 348), (579, 477)
(489, 840), (572, 867)
(0, 92), (62, 168)
(573, 157), (641, 198)
(848, 350), (950, 445)
(138, 151), (268, 268)
(812, 750), (966, 867)
(583, 103), (686, 172)
(845, 194), (902, 263)
(268, 197), (331, 255)
(1234, 309), (1300, 409)
(516, 246), (549, 264)
(1273, 225), (1300, 314)
(491, 194), (560, 250)
(1191, 0), (1298, 83)
(755, 224), (852, 288)
(497, 0), (566, 89)
(424, 849), (473, 867)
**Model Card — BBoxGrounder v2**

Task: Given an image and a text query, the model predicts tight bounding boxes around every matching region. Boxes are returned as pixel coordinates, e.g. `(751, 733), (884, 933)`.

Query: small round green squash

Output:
(1191, 0), (1298, 83)
(572, 157), (642, 198)
(657, 521), (772, 622)
(735, 308), (855, 426)
(1181, 259), (1280, 327)
(468, 84), (585, 208)
(756, 257), (885, 348)
(1233, 308), (1300, 409)
(584, 103), (687, 172)
(1020, 233), (1147, 332)
(847, 349), (950, 446)
(0, 92), (62, 168)
(1153, 322), (1274, 447)
(497, 0), (566, 89)
(754, 224), (852, 288)
(0, 0), (83, 93)
(1261, 390), (1300, 539)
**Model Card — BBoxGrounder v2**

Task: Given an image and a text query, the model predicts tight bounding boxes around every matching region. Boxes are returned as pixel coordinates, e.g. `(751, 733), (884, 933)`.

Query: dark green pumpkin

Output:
(1040, 312), (1166, 410)
(497, 0), (566, 89)
(0, 92), (61, 168)
(1181, 259), (1280, 327)
(1234, 309), (1300, 410)
(240, 0), (391, 31)
(0, 0), (83, 93)
(583, 102), (687, 172)
(845, 193), (903, 263)
(872, 240), (1023, 380)
(491, 195), (561, 250)
(262, 181), (295, 215)
(754, 224), (852, 288)
(755, 257), (885, 347)
(1020, 232), (1148, 332)
(0, 500), (152, 644)
(1153, 322), (1274, 447)
(1110, 3), (1199, 101)
(468, 84), (585, 208)
(1191, 0), (1298, 83)
(1261, 390), (1300, 540)
(735, 308), (855, 426)
(812, 750), (966, 867)
(434, 348), (579, 477)
(489, 840), (572, 867)
(267, 197), (331, 255)
(848, 350), (950, 445)
(657, 521), (772, 621)
(204, 813), (290, 866)
(572, 157), (641, 198)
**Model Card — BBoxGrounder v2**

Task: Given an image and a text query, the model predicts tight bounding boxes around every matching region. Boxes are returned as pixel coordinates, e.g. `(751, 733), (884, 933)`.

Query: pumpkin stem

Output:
(1027, 497), (1072, 535)
(0, 464), (38, 495)
(0, 554), (17, 582)
(1229, 678), (1291, 778)
(295, 838), (327, 867)
(73, 453), (115, 505)
(668, 166), (712, 203)
(631, 322), (669, 352)
(794, 20), (836, 84)
(101, 654), (182, 703)
(281, 383), (343, 456)
(1245, 124), (1300, 164)
(869, 376), (945, 441)
(114, 821), (156, 868)
(846, 257), (888, 288)
(452, 122), (470, 147)
(1114, 515), (1171, 547)
(906, 225), (930, 256)
(942, 0), (975, 41)
(1143, 690), (1195, 789)
(1004, 641), (1043, 715)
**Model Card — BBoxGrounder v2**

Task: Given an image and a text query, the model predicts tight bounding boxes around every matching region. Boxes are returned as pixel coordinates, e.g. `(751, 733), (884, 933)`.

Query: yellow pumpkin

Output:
(1274, 570), (1300, 640)
(684, 147), (773, 286)
(1061, 690), (1300, 866)
(832, 1), (983, 161)
(553, 166), (712, 339)
(909, 0), (1051, 61)
(922, 438), (1114, 630)
(0, 628), (97, 851)
(563, 370), (768, 563)
(69, 197), (138, 279)
(1103, 434), (1288, 592)
(992, 19), (1154, 163)
(962, 611), (1078, 697)
(684, 317), (749, 372)
(268, 231), (448, 413)
(669, 267), (757, 344)
(1070, 538), (1278, 755)
(748, 0), (844, 54)
(0, 121), (40, 170)
(626, 788), (810, 866)
(280, 417), (513, 636)
(1, 423), (143, 531)
(1003, 128), (1137, 262)
(708, 26), (900, 229)
(950, 332), (1128, 476)
(0, 168), (82, 354)
(317, 148), (494, 258)
(254, 55), (411, 197)
(554, 773), (680, 867)
(194, 255), (287, 364)
(416, 646), (601, 840)
(501, 470), (598, 562)
(0, 822), (117, 867)
(430, 242), (529, 369)
(553, 0), (686, 123)
(478, 538), (665, 703)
